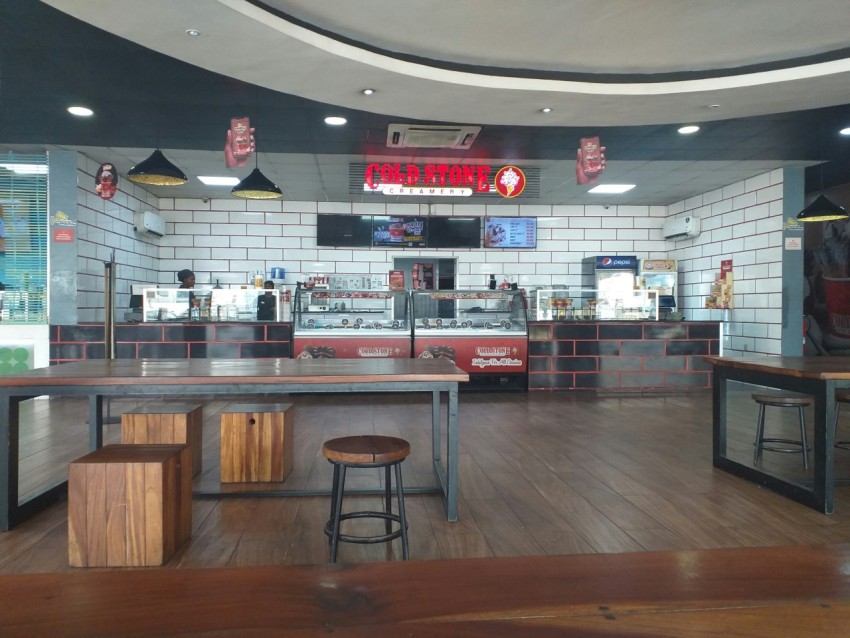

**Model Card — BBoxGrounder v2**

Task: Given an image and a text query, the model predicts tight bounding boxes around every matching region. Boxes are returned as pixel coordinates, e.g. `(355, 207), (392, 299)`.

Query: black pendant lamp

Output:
(796, 193), (848, 223)
(127, 149), (188, 186)
(231, 161), (282, 200)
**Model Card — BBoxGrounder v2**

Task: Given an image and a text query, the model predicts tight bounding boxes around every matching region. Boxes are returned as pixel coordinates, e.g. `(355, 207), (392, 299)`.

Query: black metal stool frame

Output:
(753, 401), (809, 471)
(324, 458), (409, 562)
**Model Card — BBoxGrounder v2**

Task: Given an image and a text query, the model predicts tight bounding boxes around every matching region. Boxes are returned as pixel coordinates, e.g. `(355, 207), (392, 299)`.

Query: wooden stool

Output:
(752, 393), (812, 471)
(68, 444), (192, 567)
(322, 435), (410, 563)
(122, 403), (204, 477)
(835, 389), (850, 450)
(220, 403), (294, 483)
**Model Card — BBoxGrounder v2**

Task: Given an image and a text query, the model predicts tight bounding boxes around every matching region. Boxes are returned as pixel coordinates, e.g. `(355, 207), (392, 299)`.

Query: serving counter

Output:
(528, 320), (721, 391)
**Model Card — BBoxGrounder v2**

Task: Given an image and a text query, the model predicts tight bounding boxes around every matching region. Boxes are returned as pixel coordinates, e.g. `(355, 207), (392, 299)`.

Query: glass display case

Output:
(141, 287), (282, 322)
(292, 287), (411, 359)
(411, 289), (528, 384)
(534, 288), (658, 321)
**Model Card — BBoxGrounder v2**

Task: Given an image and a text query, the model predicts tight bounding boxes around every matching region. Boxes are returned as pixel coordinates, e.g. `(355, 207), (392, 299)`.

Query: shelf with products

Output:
(292, 287), (411, 359)
(141, 287), (284, 323)
(533, 288), (658, 321)
(410, 289), (528, 334)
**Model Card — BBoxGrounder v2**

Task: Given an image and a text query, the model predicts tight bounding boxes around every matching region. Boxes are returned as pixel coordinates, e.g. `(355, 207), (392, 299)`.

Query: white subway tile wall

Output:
(73, 151), (784, 355)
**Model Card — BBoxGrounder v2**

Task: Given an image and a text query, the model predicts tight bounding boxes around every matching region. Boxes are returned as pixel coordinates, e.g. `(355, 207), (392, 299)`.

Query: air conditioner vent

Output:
(387, 124), (481, 149)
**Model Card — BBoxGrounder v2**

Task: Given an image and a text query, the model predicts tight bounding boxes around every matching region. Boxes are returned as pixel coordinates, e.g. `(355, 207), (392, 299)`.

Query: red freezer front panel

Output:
(414, 336), (527, 373)
(294, 336), (411, 359)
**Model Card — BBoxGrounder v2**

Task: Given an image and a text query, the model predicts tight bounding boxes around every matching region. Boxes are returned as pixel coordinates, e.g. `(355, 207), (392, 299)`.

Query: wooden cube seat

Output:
(121, 403), (204, 477)
(68, 444), (192, 567)
(220, 403), (294, 483)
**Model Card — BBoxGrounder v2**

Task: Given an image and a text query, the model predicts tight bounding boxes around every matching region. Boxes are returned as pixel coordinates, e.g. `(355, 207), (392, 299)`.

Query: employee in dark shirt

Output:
(177, 269), (196, 316)
(257, 280), (277, 321)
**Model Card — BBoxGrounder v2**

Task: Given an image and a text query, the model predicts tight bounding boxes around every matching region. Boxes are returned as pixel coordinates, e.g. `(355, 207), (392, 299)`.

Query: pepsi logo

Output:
(602, 257), (612, 266)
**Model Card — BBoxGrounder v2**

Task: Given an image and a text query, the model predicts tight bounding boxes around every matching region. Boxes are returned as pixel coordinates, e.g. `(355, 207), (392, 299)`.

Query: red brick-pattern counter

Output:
(49, 323), (292, 365)
(528, 321), (720, 392)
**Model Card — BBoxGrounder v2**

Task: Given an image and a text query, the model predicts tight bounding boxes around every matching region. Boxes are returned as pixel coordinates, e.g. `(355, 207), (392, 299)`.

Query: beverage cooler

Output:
(411, 289), (528, 390)
(292, 286), (411, 359)
(582, 256), (639, 296)
(638, 259), (678, 318)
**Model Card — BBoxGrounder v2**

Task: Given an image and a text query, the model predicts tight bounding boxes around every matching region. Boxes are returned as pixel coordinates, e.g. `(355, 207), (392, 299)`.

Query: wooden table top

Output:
(1, 544), (848, 637)
(703, 355), (850, 380)
(0, 357), (469, 389)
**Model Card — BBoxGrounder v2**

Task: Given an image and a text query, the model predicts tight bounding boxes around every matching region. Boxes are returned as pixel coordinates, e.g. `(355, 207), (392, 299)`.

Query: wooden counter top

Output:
(0, 357), (469, 389)
(2, 544), (848, 636)
(703, 355), (850, 380)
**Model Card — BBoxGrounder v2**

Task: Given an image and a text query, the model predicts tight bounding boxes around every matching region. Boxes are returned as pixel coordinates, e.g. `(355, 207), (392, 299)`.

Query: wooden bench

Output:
(68, 444), (192, 567)
(5, 544), (850, 635)
(220, 403), (294, 483)
(121, 403), (204, 476)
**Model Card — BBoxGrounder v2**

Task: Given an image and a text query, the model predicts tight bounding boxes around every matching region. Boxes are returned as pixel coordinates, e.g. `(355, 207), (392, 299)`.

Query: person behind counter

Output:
(177, 269), (196, 289)
(257, 280), (277, 321)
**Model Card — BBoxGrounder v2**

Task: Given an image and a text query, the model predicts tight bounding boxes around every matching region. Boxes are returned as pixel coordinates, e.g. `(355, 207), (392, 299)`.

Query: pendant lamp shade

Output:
(796, 193), (849, 223)
(127, 150), (188, 186)
(231, 167), (282, 199)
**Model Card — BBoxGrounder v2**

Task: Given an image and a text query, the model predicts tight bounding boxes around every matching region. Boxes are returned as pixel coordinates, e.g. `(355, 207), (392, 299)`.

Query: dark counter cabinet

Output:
(528, 321), (720, 392)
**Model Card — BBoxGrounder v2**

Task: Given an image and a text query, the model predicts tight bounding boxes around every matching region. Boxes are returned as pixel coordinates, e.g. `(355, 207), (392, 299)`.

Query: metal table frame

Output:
(711, 360), (849, 514)
(0, 360), (464, 531)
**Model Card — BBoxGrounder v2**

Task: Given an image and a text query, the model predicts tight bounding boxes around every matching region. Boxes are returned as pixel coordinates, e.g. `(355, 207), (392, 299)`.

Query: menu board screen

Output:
(483, 217), (537, 248)
(372, 216), (427, 247)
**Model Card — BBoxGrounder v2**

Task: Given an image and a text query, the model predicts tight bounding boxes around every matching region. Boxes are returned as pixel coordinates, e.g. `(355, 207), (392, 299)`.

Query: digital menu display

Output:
(372, 216), (427, 247)
(483, 217), (537, 248)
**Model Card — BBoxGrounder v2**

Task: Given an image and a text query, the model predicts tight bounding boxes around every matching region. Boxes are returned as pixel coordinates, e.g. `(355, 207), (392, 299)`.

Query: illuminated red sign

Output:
(365, 163), (492, 192)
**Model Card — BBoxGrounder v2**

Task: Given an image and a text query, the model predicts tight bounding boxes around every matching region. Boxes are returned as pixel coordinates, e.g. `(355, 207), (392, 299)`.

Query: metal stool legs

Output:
(325, 460), (409, 563)
(753, 403), (809, 471)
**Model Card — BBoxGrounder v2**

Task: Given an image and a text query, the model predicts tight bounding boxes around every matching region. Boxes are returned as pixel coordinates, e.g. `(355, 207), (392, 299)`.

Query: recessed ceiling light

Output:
(707, 104), (720, 109)
(587, 184), (636, 194)
(67, 106), (94, 117)
(541, 107), (552, 113)
(678, 125), (700, 135)
(840, 127), (850, 136)
(185, 28), (201, 37)
(324, 116), (347, 126)
(198, 175), (239, 186)
(361, 89), (375, 96)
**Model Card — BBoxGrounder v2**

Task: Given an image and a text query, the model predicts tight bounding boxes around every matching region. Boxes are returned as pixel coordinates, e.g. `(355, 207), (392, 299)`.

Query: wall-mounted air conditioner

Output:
(134, 211), (166, 237)
(662, 215), (700, 241)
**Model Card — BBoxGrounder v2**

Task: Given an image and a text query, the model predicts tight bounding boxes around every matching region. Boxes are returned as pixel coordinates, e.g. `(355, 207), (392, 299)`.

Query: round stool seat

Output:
(322, 435), (411, 563)
(751, 393), (810, 471)
(323, 435), (410, 465)
(752, 393), (813, 407)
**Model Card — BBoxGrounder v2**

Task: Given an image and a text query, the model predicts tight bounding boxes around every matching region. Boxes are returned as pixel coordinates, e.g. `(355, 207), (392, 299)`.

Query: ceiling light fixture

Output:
(840, 127), (850, 136)
(127, 150), (188, 186)
(797, 126), (848, 223)
(185, 28), (201, 36)
(588, 184), (635, 194)
(361, 89), (375, 96)
(678, 125), (700, 135)
(324, 116), (347, 126)
(198, 175), (239, 186)
(231, 167), (282, 199)
(541, 107), (552, 113)
(67, 106), (94, 117)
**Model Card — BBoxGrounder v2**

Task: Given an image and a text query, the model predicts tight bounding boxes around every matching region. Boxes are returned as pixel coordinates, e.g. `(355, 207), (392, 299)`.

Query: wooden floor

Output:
(3, 385), (850, 573)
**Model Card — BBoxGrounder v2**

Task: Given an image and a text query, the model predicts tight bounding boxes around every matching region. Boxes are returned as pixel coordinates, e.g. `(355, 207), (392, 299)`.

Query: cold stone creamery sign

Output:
(364, 162), (525, 198)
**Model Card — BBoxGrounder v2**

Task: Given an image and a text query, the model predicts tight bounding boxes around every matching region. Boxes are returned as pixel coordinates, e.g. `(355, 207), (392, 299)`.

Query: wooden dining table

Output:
(2, 543), (849, 636)
(0, 357), (468, 531)
(704, 355), (850, 514)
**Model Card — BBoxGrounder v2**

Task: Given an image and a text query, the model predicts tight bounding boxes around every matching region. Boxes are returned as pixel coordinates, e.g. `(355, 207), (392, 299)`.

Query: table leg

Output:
(813, 381), (837, 514)
(446, 386), (459, 522)
(89, 395), (104, 451)
(0, 396), (17, 532)
(712, 367), (727, 465)
(432, 390), (441, 464)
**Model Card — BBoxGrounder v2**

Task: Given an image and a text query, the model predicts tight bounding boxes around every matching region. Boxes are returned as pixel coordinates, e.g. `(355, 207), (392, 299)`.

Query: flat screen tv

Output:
(316, 214), (373, 247)
(372, 216), (427, 248)
(427, 216), (481, 248)
(483, 216), (537, 249)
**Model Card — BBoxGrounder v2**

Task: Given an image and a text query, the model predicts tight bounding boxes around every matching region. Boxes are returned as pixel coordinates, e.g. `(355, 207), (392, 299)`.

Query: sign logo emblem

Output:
(494, 166), (526, 198)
